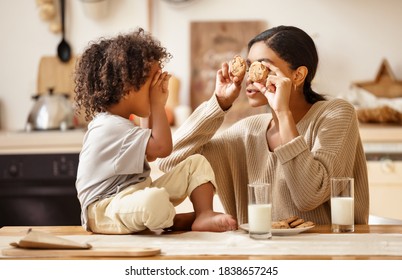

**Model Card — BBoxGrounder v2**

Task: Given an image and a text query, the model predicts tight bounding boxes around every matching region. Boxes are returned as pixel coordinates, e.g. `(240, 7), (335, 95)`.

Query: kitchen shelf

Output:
(359, 123), (402, 143)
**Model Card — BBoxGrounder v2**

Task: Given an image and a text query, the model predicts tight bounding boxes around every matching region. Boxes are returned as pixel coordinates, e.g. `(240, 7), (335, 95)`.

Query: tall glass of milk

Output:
(330, 177), (354, 233)
(247, 183), (272, 239)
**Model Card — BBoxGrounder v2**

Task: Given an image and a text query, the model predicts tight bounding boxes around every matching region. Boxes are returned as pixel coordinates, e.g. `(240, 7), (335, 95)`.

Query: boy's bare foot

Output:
(164, 212), (195, 231)
(191, 211), (238, 232)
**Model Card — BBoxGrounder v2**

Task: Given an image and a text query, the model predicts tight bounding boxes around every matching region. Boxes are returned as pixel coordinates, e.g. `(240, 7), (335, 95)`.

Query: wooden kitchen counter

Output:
(358, 123), (402, 143)
(1, 225), (402, 260)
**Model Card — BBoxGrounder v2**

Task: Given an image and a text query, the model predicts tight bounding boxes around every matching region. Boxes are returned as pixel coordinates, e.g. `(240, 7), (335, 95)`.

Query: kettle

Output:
(26, 88), (75, 131)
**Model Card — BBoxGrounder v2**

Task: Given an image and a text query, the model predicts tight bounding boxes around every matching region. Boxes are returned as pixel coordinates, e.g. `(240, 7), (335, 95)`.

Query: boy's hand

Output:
(150, 70), (171, 107)
(146, 69), (173, 161)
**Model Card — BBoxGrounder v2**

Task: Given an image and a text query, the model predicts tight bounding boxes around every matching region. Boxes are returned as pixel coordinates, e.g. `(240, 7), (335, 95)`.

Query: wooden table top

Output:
(1, 224), (402, 260)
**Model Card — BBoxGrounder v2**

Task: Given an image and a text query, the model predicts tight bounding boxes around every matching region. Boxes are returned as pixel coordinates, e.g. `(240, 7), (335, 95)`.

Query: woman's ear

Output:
(293, 66), (308, 86)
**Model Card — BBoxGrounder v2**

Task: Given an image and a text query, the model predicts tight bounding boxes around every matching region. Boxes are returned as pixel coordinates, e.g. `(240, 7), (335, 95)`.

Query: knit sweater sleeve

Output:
(157, 95), (226, 172)
(158, 96), (257, 220)
(274, 98), (364, 212)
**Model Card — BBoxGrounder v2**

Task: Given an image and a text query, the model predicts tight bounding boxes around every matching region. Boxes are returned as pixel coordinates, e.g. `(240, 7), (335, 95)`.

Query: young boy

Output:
(74, 28), (237, 234)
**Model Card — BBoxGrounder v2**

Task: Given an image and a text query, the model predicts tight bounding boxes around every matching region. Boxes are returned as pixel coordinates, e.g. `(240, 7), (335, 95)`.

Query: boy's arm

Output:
(145, 71), (172, 162)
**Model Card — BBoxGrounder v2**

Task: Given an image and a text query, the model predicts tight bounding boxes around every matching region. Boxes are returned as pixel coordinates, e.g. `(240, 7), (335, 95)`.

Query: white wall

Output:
(1, 0), (402, 131)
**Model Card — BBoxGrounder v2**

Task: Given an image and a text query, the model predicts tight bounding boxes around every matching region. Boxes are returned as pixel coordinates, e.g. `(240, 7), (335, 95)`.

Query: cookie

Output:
(282, 216), (299, 225)
(289, 218), (305, 228)
(229, 55), (246, 78)
(272, 220), (290, 229)
(295, 221), (315, 228)
(248, 61), (268, 83)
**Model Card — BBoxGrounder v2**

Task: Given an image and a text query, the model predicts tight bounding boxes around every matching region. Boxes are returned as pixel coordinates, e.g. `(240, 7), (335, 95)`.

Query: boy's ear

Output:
(123, 90), (132, 100)
(293, 66), (308, 86)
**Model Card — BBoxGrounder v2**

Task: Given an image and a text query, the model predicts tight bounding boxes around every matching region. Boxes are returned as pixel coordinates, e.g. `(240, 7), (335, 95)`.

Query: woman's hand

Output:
(214, 62), (244, 111)
(253, 63), (299, 146)
(253, 63), (292, 113)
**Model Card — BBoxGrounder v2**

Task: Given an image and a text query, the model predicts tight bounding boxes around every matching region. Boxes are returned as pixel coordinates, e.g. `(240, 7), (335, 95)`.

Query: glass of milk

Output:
(247, 183), (272, 239)
(330, 177), (354, 233)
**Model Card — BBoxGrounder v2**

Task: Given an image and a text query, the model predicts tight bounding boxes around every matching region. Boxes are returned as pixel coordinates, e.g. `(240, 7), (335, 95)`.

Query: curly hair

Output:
(74, 28), (172, 121)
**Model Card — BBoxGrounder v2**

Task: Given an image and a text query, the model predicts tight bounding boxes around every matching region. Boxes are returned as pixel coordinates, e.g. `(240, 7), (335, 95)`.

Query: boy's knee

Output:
(140, 187), (169, 209)
(140, 188), (175, 230)
(186, 154), (208, 164)
(182, 154), (213, 172)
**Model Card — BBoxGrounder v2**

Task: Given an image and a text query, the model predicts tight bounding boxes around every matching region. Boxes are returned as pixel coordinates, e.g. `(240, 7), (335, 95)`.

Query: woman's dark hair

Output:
(74, 28), (172, 121)
(248, 25), (325, 104)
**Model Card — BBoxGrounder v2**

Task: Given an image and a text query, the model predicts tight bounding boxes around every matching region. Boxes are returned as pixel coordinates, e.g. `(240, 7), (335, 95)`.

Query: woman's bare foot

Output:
(164, 212), (195, 231)
(191, 211), (238, 232)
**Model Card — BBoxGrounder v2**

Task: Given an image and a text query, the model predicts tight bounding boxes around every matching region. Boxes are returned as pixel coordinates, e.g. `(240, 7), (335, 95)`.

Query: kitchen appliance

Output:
(0, 130), (84, 227)
(0, 153), (81, 227)
(26, 88), (75, 131)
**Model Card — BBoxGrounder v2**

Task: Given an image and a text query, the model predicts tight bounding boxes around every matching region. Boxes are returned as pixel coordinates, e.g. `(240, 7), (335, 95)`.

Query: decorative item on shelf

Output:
(353, 59), (402, 98)
(37, 0), (56, 20)
(190, 21), (268, 127)
(356, 105), (402, 125)
(352, 59), (402, 125)
(35, 0), (61, 33)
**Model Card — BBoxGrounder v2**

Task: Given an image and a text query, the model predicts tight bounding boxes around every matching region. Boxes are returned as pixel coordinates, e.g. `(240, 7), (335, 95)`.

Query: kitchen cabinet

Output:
(359, 124), (402, 220)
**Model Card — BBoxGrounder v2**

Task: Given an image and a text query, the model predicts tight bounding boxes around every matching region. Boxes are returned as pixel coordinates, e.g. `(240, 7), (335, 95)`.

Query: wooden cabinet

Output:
(367, 161), (402, 220)
(359, 124), (402, 220)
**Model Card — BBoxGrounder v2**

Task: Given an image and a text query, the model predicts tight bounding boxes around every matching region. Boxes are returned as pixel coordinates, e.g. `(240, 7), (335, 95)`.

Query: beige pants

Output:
(87, 154), (216, 234)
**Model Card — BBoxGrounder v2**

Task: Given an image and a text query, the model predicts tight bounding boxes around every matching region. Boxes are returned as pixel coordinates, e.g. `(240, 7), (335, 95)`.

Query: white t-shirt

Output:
(76, 112), (152, 228)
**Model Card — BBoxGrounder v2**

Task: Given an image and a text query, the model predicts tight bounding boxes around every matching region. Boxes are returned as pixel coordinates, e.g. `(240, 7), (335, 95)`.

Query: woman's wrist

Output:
(276, 110), (299, 144)
(275, 110), (293, 119)
(214, 92), (233, 111)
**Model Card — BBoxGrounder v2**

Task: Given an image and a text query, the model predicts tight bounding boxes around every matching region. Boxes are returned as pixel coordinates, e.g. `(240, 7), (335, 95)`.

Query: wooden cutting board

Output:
(10, 229), (91, 249)
(2, 247), (161, 258)
(37, 55), (77, 96)
(2, 229), (161, 258)
(36, 55), (90, 127)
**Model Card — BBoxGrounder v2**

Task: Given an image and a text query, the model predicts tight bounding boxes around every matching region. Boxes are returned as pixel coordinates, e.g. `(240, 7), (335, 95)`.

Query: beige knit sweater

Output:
(158, 95), (369, 225)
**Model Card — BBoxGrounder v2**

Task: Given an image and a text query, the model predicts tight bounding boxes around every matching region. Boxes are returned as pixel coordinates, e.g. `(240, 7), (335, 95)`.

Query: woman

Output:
(158, 25), (369, 226)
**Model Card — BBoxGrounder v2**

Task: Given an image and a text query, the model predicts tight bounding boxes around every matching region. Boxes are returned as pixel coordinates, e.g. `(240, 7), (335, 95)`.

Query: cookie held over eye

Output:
(229, 55), (246, 77)
(248, 61), (269, 83)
